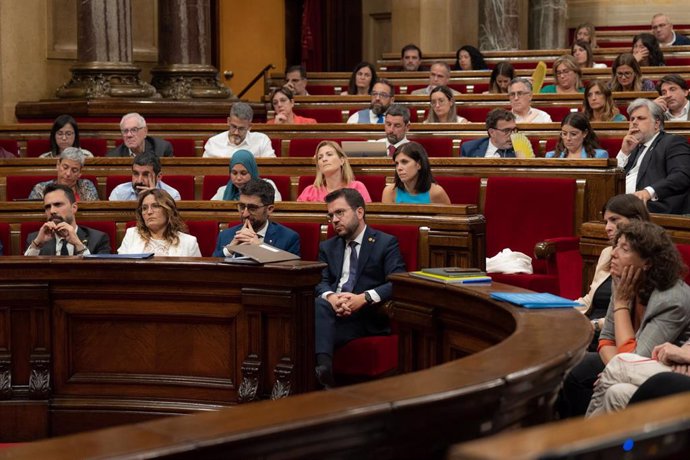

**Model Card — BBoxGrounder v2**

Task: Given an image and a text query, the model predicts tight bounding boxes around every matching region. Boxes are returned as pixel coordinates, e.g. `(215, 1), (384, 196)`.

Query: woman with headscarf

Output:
(211, 149), (282, 201)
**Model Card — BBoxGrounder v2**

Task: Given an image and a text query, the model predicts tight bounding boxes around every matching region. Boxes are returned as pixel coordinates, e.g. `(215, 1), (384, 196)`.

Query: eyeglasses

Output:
(56, 130), (75, 138)
(326, 208), (349, 222)
(122, 127), (143, 135)
(616, 71), (634, 78)
(492, 127), (518, 135)
(141, 203), (163, 213)
(556, 69), (574, 76)
(237, 203), (266, 213)
(508, 91), (530, 99)
(228, 123), (249, 134)
(371, 91), (392, 99)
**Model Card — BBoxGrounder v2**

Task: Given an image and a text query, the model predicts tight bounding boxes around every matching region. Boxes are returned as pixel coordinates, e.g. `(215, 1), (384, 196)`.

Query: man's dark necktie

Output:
(624, 144), (645, 174)
(496, 148), (513, 157)
(60, 240), (69, 256)
(377, 114), (384, 123)
(341, 241), (358, 293)
(388, 144), (396, 157)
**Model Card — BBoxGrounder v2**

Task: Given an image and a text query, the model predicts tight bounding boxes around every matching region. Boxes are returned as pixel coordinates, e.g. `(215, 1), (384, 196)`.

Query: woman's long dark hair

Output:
(347, 62), (377, 95)
(454, 45), (487, 71)
(392, 142), (434, 193)
(554, 112), (601, 157)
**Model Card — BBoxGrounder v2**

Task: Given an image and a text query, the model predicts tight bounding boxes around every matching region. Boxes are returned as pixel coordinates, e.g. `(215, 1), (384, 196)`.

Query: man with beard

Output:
(653, 74), (690, 122)
(314, 188), (406, 388)
(346, 79), (395, 124)
(107, 113), (173, 157)
(212, 178), (300, 257)
(109, 152), (181, 201)
(25, 183), (111, 256)
(400, 44), (422, 72)
(376, 104), (411, 156)
(461, 108), (517, 158)
(203, 102), (276, 158)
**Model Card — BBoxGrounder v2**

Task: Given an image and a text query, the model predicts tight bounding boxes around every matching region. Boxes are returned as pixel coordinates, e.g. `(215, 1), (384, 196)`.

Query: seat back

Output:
(0, 139), (19, 155)
(202, 175), (230, 200)
(294, 108), (343, 123)
(270, 137), (282, 157)
(539, 106), (576, 123)
(410, 137), (453, 157)
(165, 138), (197, 157)
(80, 138), (108, 156)
(26, 139), (51, 157)
(435, 176), (481, 205)
(105, 176), (131, 198)
(163, 175), (195, 200)
(484, 177), (576, 269)
(298, 176), (315, 195)
(286, 138), (366, 157)
(357, 175), (388, 202)
(675, 243), (690, 285)
(6, 176), (54, 201)
(0, 222), (9, 255)
(281, 222), (323, 261)
(185, 220), (219, 257)
(263, 175), (292, 201)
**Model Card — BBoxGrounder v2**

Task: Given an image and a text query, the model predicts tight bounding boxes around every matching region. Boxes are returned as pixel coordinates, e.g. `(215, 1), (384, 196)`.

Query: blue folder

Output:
(490, 292), (580, 309)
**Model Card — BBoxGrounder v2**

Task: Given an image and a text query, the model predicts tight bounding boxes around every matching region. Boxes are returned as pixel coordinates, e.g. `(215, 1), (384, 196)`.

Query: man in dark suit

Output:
(24, 183), (111, 256)
(106, 113), (173, 157)
(314, 188), (406, 388)
(617, 98), (690, 215)
(212, 178), (300, 257)
(461, 108), (517, 158)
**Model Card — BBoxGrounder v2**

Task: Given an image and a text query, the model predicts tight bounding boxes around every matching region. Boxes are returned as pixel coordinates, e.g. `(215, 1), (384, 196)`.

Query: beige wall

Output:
(218, 0), (285, 102)
(567, 0), (690, 28)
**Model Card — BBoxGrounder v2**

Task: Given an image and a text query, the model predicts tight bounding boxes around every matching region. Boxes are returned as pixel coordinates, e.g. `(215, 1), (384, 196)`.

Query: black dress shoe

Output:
(315, 364), (335, 389)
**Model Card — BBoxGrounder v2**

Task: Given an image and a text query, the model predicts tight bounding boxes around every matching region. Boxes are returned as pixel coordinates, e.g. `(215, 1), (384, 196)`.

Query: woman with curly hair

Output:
(559, 220), (690, 418)
(454, 45), (487, 71)
(632, 33), (665, 67)
(583, 80), (626, 122)
(118, 189), (201, 256)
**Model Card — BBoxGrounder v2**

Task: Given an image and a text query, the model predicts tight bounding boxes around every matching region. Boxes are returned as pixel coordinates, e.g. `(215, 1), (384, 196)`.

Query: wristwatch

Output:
(364, 292), (374, 305)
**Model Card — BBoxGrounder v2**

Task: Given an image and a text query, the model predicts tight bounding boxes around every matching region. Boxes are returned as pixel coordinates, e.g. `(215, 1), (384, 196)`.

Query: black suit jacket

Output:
(106, 136), (174, 157)
(26, 226), (111, 255)
(632, 131), (690, 214)
(316, 226), (406, 302)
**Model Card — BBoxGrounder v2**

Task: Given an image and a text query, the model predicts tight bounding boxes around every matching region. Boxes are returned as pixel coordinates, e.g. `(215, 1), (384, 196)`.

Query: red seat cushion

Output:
(287, 137), (366, 157)
(26, 139), (51, 157)
(333, 334), (398, 376)
(6, 175), (54, 201)
(281, 222), (322, 261)
(410, 137), (453, 157)
(294, 108), (343, 123)
(202, 175), (230, 200)
(166, 138), (197, 157)
(539, 106), (575, 123)
(163, 175), (195, 200)
(185, 220), (218, 257)
(263, 175), (291, 201)
(0, 139), (19, 155)
(459, 106), (496, 122)
(80, 138), (108, 156)
(271, 138), (282, 157)
(434, 176), (481, 205)
(357, 175), (388, 202)
(0, 222), (9, 255)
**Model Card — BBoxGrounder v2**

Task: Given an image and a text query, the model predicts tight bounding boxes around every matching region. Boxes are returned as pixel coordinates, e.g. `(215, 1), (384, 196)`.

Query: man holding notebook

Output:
(314, 188), (406, 388)
(212, 179), (300, 257)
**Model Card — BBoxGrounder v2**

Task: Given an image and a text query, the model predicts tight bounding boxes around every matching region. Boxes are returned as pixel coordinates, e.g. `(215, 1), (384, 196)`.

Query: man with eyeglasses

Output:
(410, 61), (460, 96)
(508, 78), (552, 123)
(461, 108), (517, 158)
(107, 112), (173, 157)
(109, 152), (181, 201)
(212, 178), (299, 257)
(651, 13), (690, 47)
(204, 102), (276, 158)
(284, 64), (309, 96)
(314, 188), (406, 388)
(346, 79), (395, 124)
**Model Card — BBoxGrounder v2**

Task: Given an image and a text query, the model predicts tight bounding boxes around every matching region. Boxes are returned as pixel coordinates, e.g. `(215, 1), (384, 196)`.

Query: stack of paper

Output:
(410, 270), (492, 284)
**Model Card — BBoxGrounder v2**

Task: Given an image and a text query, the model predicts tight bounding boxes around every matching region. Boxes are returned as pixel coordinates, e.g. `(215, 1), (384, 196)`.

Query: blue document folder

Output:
(490, 292), (580, 309)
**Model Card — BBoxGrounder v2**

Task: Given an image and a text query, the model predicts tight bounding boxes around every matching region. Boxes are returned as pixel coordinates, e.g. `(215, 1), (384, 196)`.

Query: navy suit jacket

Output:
(315, 226), (406, 303)
(212, 220), (301, 257)
(673, 34), (690, 46)
(26, 226), (111, 255)
(632, 131), (690, 214)
(460, 137), (516, 158)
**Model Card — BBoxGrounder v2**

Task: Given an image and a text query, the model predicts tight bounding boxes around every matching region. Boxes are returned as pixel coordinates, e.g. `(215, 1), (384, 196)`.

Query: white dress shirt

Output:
(617, 132), (661, 198)
(202, 131), (275, 159)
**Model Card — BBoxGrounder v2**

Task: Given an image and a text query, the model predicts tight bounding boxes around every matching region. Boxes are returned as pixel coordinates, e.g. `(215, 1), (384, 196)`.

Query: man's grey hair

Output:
(60, 147), (86, 167)
(120, 112), (147, 129)
(385, 104), (411, 124)
(628, 98), (665, 129)
(509, 77), (533, 92)
(230, 102), (254, 121)
(431, 60), (451, 74)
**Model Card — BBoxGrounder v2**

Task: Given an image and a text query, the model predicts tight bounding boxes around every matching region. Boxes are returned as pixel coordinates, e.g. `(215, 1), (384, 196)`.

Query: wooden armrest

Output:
(534, 236), (580, 260)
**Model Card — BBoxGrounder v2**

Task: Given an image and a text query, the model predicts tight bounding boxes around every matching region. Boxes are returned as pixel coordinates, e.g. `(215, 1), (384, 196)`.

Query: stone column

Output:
(478, 0), (520, 51)
(150, 0), (232, 99)
(529, 0), (568, 50)
(56, 0), (157, 98)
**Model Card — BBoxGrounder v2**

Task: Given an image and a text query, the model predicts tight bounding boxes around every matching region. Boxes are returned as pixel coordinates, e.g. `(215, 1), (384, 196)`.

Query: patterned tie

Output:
(341, 241), (359, 293)
(388, 144), (396, 157)
(624, 144), (644, 174)
(59, 240), (69, 256)
(377, 114), (384, 123)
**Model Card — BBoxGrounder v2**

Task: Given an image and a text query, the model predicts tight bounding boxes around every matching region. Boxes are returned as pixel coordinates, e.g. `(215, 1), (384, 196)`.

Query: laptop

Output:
(341, 141), (388, 157)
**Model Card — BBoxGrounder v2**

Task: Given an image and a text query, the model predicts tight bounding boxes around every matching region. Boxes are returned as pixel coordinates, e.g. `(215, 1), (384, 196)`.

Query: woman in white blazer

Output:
(118, 189), (201, 256)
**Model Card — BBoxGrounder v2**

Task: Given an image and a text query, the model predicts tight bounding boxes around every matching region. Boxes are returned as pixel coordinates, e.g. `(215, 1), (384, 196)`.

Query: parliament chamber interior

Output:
(2, 1), (690, 458)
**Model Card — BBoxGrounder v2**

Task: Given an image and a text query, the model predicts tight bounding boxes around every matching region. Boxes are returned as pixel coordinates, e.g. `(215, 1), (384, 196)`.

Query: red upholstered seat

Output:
(287, 137), (366, 157)
(357, 175), (388, 202)
(26, 139), (51, 157)
(166, 138), (197, 157)
(20, 220), (116, 253)
(0, 222), (9, 255)
(435, 176), (481, 205)
(294, 108), (343, 123)
(270, 137), (282, 156)
(675, 244), (690, 285)
(0, 139), (19, 155)
(202, 175), (229, 200)
(459, 106), (495, 122)
(305, 85), (339, 95)
(281, 222), (323, 261)
(263, 175), (292, 201)
(105, 176), (131, 198)
(80, 138), (108, 156)
(333, 224), (421, 380)
(185, 220), (219, 257)
(6, 175), (53, 201)
(484, 177), (577, 296)
(539, 106), (576, 123)
(599, 138), (622, 155)
(411, 137), (453, 157)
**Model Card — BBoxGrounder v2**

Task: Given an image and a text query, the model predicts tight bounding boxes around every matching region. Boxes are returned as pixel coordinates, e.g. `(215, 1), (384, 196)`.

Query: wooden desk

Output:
(0, 275), (591, 458)
(0, 257), (324, 440)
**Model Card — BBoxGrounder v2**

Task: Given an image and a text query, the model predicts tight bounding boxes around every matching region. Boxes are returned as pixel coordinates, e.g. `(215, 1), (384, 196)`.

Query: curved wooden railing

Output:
(0, 272), (591, 459)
